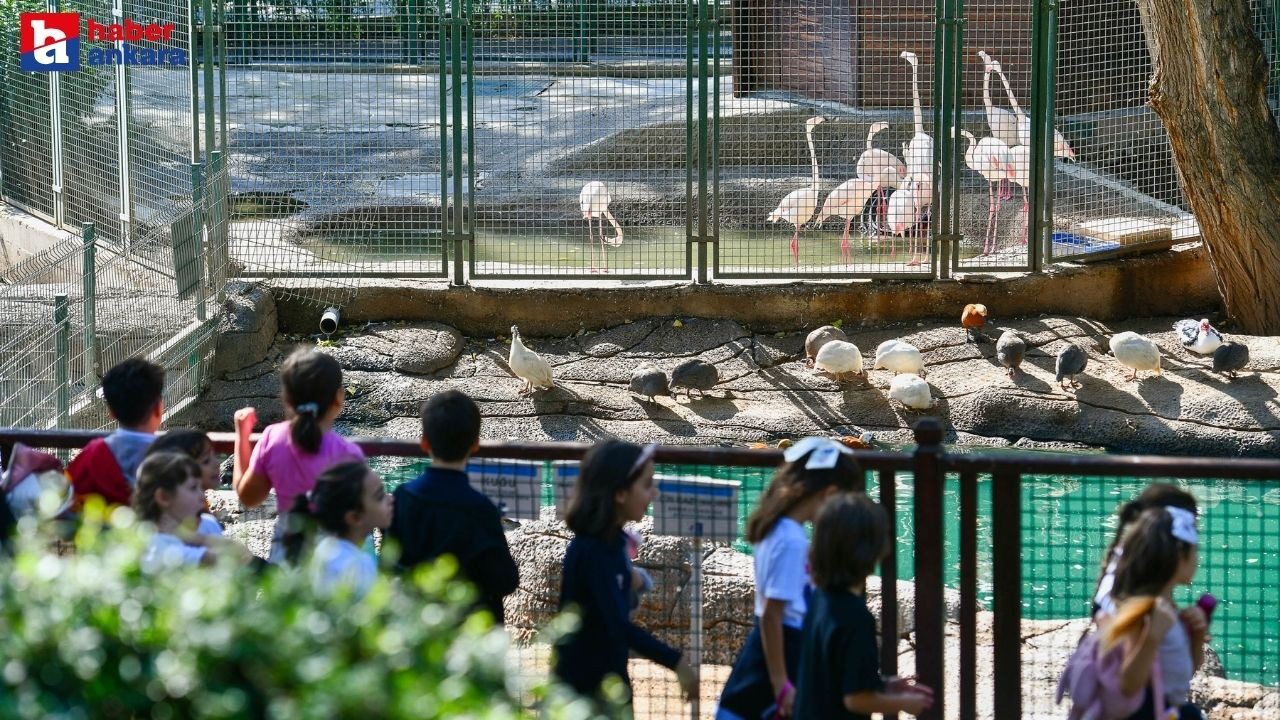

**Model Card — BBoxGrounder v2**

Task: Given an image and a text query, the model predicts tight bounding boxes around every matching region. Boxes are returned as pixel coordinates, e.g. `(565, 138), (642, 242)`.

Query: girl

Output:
(717, 437), (860, 720)
(282, 461), (394, 598)
(554, 440), (696, 706)
(147, 429), (224, 535)
(232, 348), (364, 561)
(793, 492), (933, 719)
(1098, 507), (1205, 720)
(133, 452), (248, 572)
(1094, 483), (1198, 617)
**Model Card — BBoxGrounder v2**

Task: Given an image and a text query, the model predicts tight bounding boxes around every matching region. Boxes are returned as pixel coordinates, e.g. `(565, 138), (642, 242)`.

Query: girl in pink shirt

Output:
(232, 348), (364, 561)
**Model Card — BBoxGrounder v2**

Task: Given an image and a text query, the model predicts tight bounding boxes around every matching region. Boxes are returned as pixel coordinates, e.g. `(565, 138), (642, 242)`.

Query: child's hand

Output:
(631, 568), (646, 592)
(234, 407), (257, 437)
(1149, 596), (1178, 639)
(1179, 605), (1209, 640)
(675, 656), (698, 703)
(887, 676), (934, 700)
(897, 689), (934, 716)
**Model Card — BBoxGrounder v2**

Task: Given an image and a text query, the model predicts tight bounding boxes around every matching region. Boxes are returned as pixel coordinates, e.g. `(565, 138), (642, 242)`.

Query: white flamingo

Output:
(986, 56), (1076, 160)
(1008, 143), (1032, 245)
(977, 51), (1018, 201)
(900, 51), (934, 200)
(579, 181), (623, 273)
(887, 179), (929, 266)
(855, 121), (907, 232)
(961, 129), (1015, 255)
(816, 176), (878, 263)
(767, 116), (825, 265)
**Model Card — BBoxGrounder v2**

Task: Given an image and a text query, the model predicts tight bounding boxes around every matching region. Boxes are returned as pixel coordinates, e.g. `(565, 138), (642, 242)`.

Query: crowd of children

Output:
(5, 346), (1217, 717)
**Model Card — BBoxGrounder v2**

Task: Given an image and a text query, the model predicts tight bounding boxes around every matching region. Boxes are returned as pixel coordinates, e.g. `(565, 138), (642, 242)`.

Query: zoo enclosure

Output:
(3, 421), (1279, 720)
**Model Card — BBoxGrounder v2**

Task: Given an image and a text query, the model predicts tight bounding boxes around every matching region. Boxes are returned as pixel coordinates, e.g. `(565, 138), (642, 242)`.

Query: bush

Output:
(0, 499), (613, 720)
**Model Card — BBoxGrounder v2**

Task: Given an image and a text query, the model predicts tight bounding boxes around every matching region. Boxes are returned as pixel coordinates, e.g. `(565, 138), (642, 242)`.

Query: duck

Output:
(1110, 331), (1161, 381)
(1173, 318), (1225, 355)
(670, 358), (719, 399)
(996, 330), (1026, 378)
(838, 433), (876, 449)
(888, 373), (933, 410)
(813, 340), (864, 382)
(509, 325), (555, 396)
(961, 303), (989, 343)
(629, 363), (669, 402)
(1055, 343), (1089, 390)
(873, 339), (926, 378)
(805, 325), (849, 368)
(1212, 342), (1250, 379)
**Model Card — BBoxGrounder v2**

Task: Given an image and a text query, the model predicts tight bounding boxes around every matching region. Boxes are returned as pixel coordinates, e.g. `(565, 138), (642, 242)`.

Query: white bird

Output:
(900, 51), (934, 195)
(813, 340), (865, 381)
(961, 129), (1015, 256)
(874, 339), (927, 378)
(1173, 318), (1225, 355)
(508, 325), (555, 395)
(889, 373), (933, 410)
(988, 56), (1076, 160)
(579, 181), (623, 273)
(977, 51), (1021, 151)
(768, 116), (825, 265)
(856, 121), (907, 230)
(886, 179), (930, 265)
(816, 176), (878, 263)
(1110, 331), (1162, 382)
(1008, 143), (1032, 245)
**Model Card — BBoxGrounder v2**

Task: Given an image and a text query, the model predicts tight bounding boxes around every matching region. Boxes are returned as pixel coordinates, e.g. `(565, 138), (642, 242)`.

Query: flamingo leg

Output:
(1020, 186), (1030, 246)
(790, 227), (800, 265)
(597, 217), (609, 273)
(983, 181), (997, 256)
(841, 216), (854, 263)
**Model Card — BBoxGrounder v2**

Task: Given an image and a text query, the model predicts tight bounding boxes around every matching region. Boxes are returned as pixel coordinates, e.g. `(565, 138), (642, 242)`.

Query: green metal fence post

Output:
(710, 0), (721, 283)
(218, 0), (228, 151)
(695, 0), (710, 284)
(203, 0), (216, 167)
(54, 294), (70, 428)
(450, 0), (465, 286)
(114, 0), (134, 252)
(1028, 0), (1053, 273)
(684, 0), (695, 282)
(47, 0), (65, 228)
(438, 0), (449, 278)
(189, 0), (202, 164)
(931, 0), (961, 278)
(1039, 0), (1060, 271)
(81, 224), (99, 395)
(192, 162), (207, 322)
(465, 0), (476, 280)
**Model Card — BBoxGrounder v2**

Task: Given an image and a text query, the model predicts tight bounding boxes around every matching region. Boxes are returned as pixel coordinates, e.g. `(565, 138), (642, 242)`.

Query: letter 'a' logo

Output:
(20, 13), (81, 71)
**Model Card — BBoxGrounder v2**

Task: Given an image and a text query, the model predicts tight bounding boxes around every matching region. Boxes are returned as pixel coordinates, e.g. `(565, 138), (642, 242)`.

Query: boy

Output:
(387, 390), (519, 625)
(68, 358), (165, 508)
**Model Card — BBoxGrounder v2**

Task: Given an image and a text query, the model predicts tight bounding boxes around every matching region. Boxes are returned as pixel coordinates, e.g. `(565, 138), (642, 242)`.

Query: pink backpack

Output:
(1057, 629), (1165, 720)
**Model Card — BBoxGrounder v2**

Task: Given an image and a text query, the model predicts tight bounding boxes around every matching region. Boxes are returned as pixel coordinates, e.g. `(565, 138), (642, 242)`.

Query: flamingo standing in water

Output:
(579, 181), (623, 273)
(767, 116), (825, 265)
(887, 178), (930, 266)
(816, 176), (878, 264)
(961, 129), (1015, 255)
(984, 53), (1077, 160)
(855, 121), (907, 234)
(977, 51), (1018, 201)
(897, 51), (933, 266)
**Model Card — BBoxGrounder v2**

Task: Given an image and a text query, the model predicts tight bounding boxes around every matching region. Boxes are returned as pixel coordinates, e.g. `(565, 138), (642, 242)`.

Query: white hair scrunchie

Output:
(781, 437), (855, 470)
(1166, 505), (1198, 545)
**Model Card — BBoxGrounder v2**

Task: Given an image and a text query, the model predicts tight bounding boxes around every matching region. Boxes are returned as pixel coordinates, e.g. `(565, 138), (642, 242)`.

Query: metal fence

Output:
(4, 423), (1279, 719)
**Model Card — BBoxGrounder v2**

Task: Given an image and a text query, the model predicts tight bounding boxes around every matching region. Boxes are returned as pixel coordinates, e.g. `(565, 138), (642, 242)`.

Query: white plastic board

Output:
(465, 458), (543, 521)
(653, 476), (740, 542)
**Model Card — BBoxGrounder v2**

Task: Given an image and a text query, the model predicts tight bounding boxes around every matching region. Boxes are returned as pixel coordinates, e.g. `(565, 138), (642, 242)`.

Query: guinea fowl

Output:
(1055, 343), (1088, 390)
(1212, 342), (1250, 379)
(1110, 331), (1162, 382)
(813, 340), (864, 382)
(508, 325), (554, 396)
(670, 358), (719, 399)
(629, 363), (669, 402)
(873, 339), (926, 378)
(961, 303), (989, 343)
(996, 330), (1026, 379)
(888, 373), (932, 410)
(1174, 318), (1225, 355)
(805, 325), (849, 368)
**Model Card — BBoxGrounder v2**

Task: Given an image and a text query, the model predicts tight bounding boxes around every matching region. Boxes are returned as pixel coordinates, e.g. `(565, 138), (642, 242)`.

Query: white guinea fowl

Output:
(1110, 331), (1161, 381)
(874, 339), (926, 378)
(889, 373), (933, 410)
(508, 325), (554, 396)
(1173, 318), (1224, 355)
(813, 340), (864, 381)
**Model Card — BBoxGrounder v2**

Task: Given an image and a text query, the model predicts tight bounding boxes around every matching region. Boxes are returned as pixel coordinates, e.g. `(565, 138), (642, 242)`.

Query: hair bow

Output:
(296, 402), (320, 416)
(1166, 506), (1197, 545)
(782, 437), (854, 470)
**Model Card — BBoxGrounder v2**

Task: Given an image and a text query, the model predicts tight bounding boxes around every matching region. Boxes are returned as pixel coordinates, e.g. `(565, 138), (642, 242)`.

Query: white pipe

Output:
(320, 306), (341, 335)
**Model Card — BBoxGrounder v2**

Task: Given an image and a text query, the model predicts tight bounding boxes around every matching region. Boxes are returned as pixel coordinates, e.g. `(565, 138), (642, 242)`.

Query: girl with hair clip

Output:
(1093, 484), (1199, 618)
(134, 452), (250, 572)
(554, 440), (697, 707)
(231, 348), (365, 561)
(717, 437), (861, 720)
(282, 460), (394, 598)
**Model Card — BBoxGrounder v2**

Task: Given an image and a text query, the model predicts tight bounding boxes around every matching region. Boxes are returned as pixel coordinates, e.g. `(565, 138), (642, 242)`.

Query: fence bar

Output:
(191, 162), (207, 321)
(991, 469), (1022, 720)
(54, 294), (70, 427)
(911, 419), (945, 720)
(188, 0), (201, 163)
(438, 0), (449, 279)
(709, 0), (721, 284)
(217, 0), (228, 151)
(1039, 0), (1060, 271)
(695, 0), (710, 284)
(958, 469), (978, 720)
(449, 0), (464, 286)
(113, 0), (134, 251)
(47, 0), (64, 227)
(202, 0), (215, 166)
(81, 224), (98, 395)
(1027, 0), (1050, 273)
(878, 467), (899, 720)
(689, 529), (703, 720)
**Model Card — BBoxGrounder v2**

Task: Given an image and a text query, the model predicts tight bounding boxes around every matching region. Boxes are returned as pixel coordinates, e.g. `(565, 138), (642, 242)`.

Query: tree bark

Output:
(1132, 0), (1280, 334)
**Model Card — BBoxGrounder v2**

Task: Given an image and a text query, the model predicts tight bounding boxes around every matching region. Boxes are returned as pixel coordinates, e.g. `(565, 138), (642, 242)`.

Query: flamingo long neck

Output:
(806, 123), (820, 189)
(961, 132), (976, 166)
(909, 60), (924, 135)
(982, 66), (995, 111)
(995, 67), (1023, 118)
(603, 209), (623, 242)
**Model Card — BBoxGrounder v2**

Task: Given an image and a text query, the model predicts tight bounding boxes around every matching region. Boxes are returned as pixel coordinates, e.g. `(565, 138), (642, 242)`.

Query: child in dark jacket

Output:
(386, 390), (518, 625)
(68, 358), (165, 508)
(553, 439), (696, 706)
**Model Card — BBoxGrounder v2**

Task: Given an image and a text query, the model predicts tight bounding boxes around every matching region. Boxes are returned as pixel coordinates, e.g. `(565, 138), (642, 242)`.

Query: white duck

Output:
(509, 325), (555, 395)
(768, 116), (825, 265)
(961, 129), (1015, 256)
(1110, 331), (1162, 381)
(889, 373), (933, 410)
(874, 339), (927, 378)
(1173, 318), (1225, 355)
(813, 340), (865, 381)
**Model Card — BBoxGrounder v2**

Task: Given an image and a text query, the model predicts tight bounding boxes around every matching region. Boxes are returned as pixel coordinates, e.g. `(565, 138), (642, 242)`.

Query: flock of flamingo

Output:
(576, 50), (1076, 271)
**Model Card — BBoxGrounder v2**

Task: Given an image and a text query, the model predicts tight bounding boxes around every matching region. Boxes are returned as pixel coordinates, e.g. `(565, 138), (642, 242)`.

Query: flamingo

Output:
(816, 176), (878, 263)
(977, 51), (1018, 200)
(1008, 143), (1031, 245)
(961, 129), (1015, 255)
(767, 115), (825, 265)
(986, 56), (1076, 160)
(887, 179), (929, 266)
(899, 51), (934, 201)
(855, 121), (907, 231)
(579, 181), (623, 273)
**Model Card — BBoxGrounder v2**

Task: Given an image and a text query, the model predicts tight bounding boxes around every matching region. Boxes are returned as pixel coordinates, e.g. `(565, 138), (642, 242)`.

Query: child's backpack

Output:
(1056, 627), (1165, 720)
(2, 443), (71, 520)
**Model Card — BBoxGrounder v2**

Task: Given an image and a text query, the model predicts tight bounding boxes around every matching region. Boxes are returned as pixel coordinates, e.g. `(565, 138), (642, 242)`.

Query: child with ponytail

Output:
(232, 348), (365, 561)
(716, 438), (861, 720)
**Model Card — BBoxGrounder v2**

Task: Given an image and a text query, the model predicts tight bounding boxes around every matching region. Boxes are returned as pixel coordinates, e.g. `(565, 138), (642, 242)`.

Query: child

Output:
(232, 348), (364, 561)
(1093, 483), (1198, 617)
(282, 461), (394, 598)
(717, 437), (860, 720)
(554, 440), (696, 705)
(1096, 506), (1206, 720)
(69, 358), (165, 508)
(386, 390), (518, 625)
(147, 430), (224, 535)
(793, 492), (933, 719)
(133, 452), (248, 572)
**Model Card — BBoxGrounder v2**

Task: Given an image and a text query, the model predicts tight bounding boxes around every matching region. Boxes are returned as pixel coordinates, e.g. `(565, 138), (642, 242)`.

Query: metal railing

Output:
(3, 421), (1279, 719)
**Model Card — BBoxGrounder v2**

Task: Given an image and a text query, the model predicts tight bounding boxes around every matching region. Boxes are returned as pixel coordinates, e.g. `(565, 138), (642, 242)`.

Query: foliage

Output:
(0, 498), (616, 720)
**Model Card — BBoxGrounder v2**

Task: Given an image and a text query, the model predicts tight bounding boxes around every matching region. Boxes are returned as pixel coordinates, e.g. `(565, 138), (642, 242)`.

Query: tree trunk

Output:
(1132, 0), (1280, 334)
